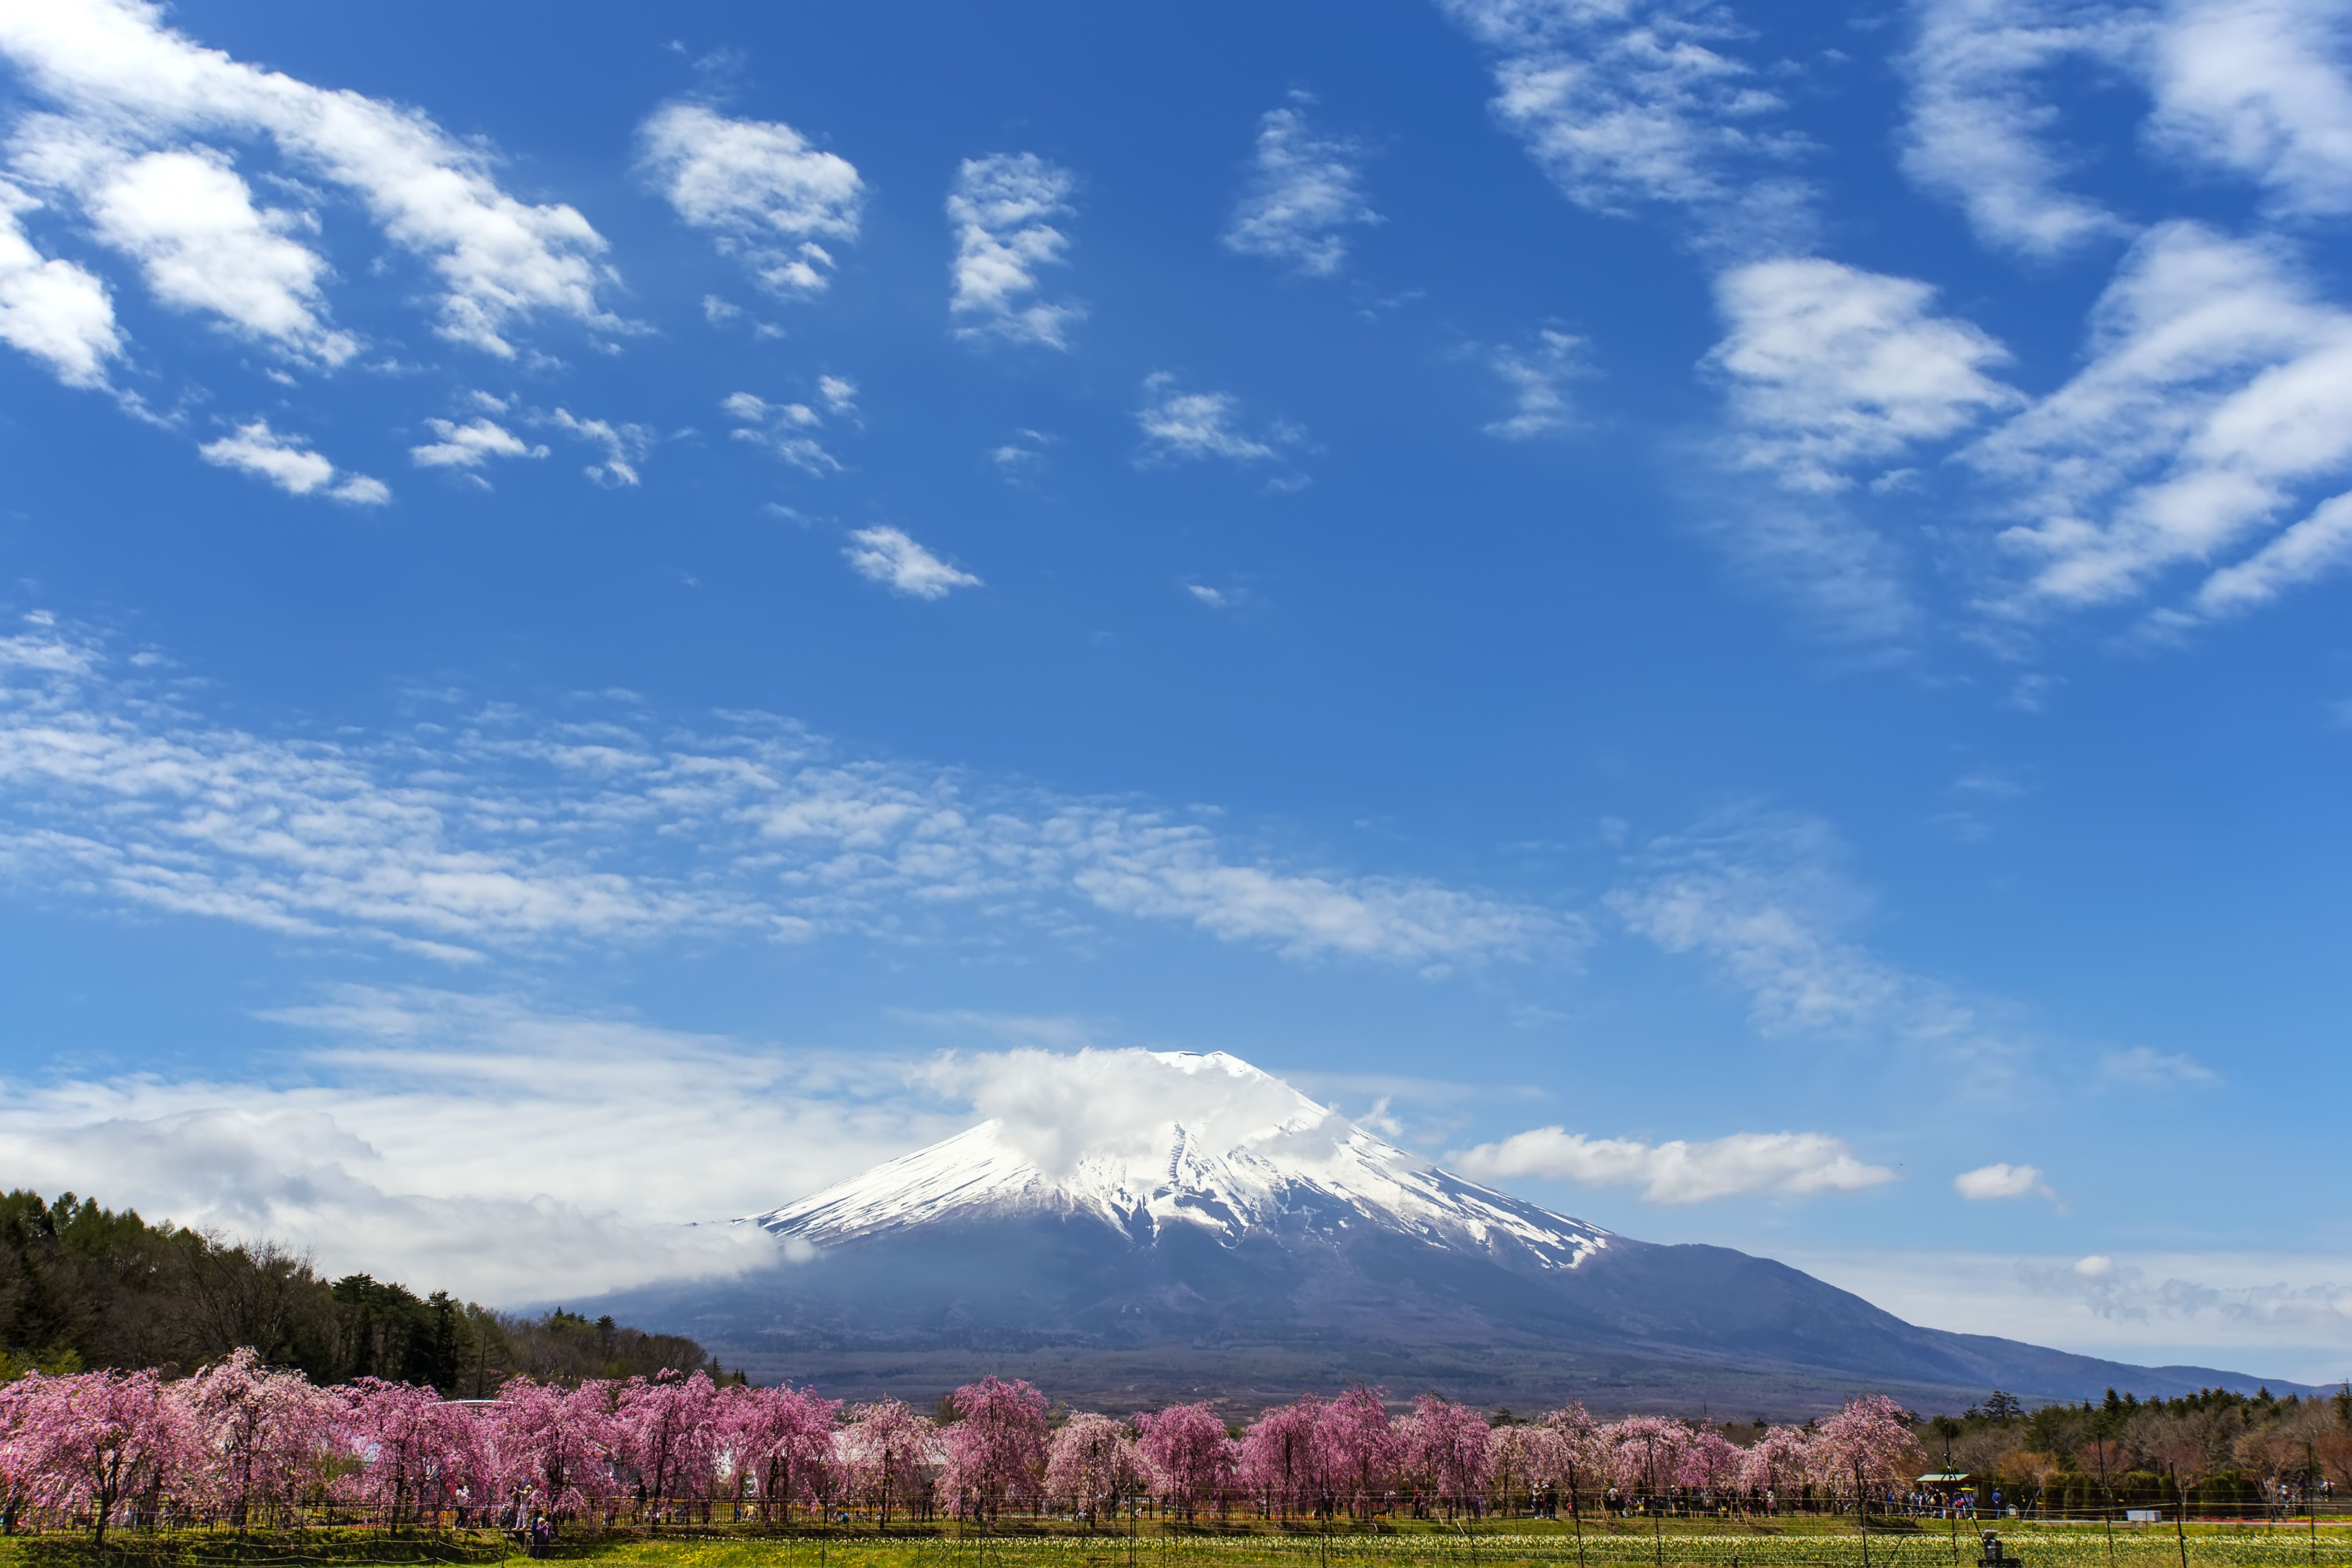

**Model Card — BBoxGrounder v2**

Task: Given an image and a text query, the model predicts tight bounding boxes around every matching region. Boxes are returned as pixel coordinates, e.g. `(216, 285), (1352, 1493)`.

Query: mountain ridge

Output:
(588, 1051), (2320, 1413)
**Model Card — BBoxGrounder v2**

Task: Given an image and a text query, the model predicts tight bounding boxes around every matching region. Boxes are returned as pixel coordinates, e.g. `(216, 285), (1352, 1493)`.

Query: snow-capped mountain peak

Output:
(741, 1049), (1610, 1270)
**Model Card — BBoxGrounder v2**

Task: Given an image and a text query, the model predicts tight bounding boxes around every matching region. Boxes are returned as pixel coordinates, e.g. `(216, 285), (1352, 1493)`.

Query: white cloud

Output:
(409, 415), (544, 472)
(1968, 223), (2352, 613)
(0, 179), (120, 386)
(989, 428), (1053, 479)
(1483, 328), (1591, 439)
(1782, 1245), (2352, 1382)
(77, 144), (354, 363)
(946, 152), (1082, 348)
(542, 407), (652, 487)
(1438, 0), (1816, 255)
(2144, 0), (2352, 219)
(198, 418), (388, 503)
(1903, 0), (2352, 252)
(1136, 372), (1293, 467)
(922, 1047), (1348, 1184)
(2098, 1044), (2221, 1086)
(723, 389), (842, 475)
(0, 616), (1563, 969)
(1185, 583), (1231, 608)
(1068, 833), (1550, 967)
(1677, 475), (1924, 644)
(842, 525), (980, 600)
(0, 987), (961, 1303)
(1222, 98), (1381, 276)
(2017, 1251), (2352, 1345)
(1450, 1124), (1896, 1203)
(0, 0), (621, 356)
(817, 375), (856, 415)
(636, 101), (863, 296)
(1953, 1160), (2057, 1201)
(2190, 488), (2352, 616)
(1897, 0), (2141, 259)
(1607, 810), (2021, 1066)
(1707, 258), (2022, 493)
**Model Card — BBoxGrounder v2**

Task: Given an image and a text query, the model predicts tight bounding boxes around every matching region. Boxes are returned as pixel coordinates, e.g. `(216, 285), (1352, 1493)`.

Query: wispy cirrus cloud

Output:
(1222, 96), (1381, 277)
(1897, 0), (2142, 260)
(1901, 0), (2352, 257)
(1450, 1123), (1896, 1203)
(637, 101), (863, 296)
(1136, 373), (1301, 472)
(842, 525), (980, 600)
(1684, 257), (2021, 638)
(723, 389), (846, 476)
(1438, 0), (1817, 257)
(1968, 223), (2352, 622)
(199, 419), (388, 503)
(2098, 1044), (2220, 1087)
(1481, 328), (1591, 440)
(409, 415), (546, 474)
(1689, 221), (2352, 640)
(2145, 0), (2352, 219)
(0, 616), (1565, 970)
(1607, 809), (2025, 1068)
(542, 407), (653, 488)
(947, 152), (1082, 349)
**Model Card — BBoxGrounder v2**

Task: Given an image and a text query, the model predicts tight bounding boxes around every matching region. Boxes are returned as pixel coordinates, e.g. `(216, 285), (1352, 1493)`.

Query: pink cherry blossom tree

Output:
(178, 1348), (339, 1531)
(725, 1382), (840, 1522)
(1317, 1386), (1398, 1521)
(1046, 1412), (1150, 1525)
(1135, 1402), (1236, 1520)
(841, 1397), (935, 1526)
(615, 1370), (723, 1526)
(340, 1378), (458, 1534)
(1814, 1395), (1922, 1520)
(498, 1377), (618, 1522)
(1488, 1423), (1558, 1517)
(1741, 1425), (1813, 1516)
(12, 1370), (186, 1545)
(938, 1376), (1048, 1523)
(0, 1376), (36, 1535)
(1239, 1393), (1325, 1519)
(1407, 1396), (1491, 1520)
(1678, 1431), (1745, 1509)
(1542, 1403), (1608, 1521)
(1609, 1416), (1690, 1512)
(438, 1398), (520, 1528)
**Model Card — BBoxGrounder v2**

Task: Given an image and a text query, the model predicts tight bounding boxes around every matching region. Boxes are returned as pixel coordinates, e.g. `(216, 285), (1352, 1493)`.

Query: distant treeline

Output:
(1869, 1382), (2352, 1512)
(0, 1189), (723, 1392)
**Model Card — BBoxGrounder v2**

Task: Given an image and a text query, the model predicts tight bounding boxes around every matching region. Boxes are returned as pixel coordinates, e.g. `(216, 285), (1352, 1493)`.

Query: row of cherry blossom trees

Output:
(1228, 1391), (1921, 1524)
(0, 1355), (1925, 1544)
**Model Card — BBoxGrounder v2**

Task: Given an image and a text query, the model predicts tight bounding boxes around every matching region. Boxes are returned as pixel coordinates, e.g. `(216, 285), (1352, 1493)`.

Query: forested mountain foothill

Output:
(0, 1190), (724, 1392)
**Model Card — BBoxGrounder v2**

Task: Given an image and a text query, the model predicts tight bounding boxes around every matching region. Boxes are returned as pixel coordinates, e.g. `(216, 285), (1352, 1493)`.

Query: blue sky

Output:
(3, 0), (2350, 1385)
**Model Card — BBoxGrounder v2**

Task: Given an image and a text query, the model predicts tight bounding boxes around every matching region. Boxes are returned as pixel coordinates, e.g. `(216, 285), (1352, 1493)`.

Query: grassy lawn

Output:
(5, 1519), (2349, 1568)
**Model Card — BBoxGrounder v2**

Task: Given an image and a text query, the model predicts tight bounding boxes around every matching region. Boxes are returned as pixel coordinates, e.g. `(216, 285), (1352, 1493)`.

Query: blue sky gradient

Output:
(2, 0), (2349, 1383)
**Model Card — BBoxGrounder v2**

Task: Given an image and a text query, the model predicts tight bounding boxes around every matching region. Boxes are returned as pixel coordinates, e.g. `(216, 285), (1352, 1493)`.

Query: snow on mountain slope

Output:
(741, 1050), (1611, 1269)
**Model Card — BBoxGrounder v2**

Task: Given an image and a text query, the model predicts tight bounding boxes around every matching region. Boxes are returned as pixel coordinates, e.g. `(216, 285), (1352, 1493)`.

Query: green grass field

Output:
(7, 1518), (2349, 1568)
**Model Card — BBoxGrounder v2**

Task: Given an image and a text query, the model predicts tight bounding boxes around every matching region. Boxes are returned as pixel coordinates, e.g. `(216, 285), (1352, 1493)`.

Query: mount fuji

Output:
(589, 1051), (2307, 1413)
